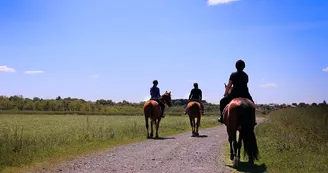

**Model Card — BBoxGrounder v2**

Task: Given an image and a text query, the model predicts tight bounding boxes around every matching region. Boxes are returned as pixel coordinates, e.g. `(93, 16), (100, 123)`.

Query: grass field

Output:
(225, 106), (328, 173)
(0, 113), (219, 173)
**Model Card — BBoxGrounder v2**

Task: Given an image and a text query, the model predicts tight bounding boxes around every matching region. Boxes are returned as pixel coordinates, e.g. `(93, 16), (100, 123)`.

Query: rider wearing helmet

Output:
(150, 80), (165, 118)
(184, 83), (205, 115)
(218, 60), (256, 125)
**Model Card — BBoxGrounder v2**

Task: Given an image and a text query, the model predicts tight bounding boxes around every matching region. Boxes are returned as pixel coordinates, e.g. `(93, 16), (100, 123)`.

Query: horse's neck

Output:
(159, 96), (165, 104)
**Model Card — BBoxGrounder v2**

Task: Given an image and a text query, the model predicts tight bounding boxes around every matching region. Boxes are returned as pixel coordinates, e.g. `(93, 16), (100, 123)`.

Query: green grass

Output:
(0, 113), (219, 173)
(225, 107), (328, 173)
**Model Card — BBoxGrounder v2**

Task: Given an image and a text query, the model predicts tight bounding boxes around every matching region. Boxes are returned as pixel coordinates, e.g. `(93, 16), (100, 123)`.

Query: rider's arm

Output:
(224, 80), (233, 96)
(199, 90), (202, 101)
(157, 88), (161, 98)
(188, 89), (193, 100)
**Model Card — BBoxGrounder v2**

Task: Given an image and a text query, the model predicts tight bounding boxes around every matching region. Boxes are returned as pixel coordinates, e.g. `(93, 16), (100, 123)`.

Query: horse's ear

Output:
(224, 83), (227, 87)
(169, 91), (171, 94)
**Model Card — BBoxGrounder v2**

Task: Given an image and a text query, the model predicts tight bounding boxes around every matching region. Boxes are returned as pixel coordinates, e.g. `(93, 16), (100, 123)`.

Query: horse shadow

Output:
(150, 137), (176, 140)
(192, 134), (208, 138)
(227, 162), (267, 173)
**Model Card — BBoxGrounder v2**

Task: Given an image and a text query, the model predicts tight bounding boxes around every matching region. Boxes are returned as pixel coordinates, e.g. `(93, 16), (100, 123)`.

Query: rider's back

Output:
(189, 88), (202, 101)
(229, 71), (249, 97)
(150, 86), (160, 99)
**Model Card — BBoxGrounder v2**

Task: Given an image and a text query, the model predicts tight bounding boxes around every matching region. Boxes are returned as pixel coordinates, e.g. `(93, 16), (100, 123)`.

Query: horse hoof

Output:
(249, 160), (254, 165)
(230, 155), (234, 161)
(195, 132), (199, 137)
(232, 158), (239, 167)
(147, 136), (151, 139)
(155, 135), (159, 138)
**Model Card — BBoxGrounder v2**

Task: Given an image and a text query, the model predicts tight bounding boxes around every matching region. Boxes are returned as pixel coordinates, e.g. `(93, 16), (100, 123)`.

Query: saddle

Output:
(188, 99), (201, 103)
(150, 98), (164, 105)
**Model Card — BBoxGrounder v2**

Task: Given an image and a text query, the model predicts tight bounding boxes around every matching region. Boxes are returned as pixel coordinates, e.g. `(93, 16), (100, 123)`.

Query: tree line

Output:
(1, 95), (325, 115)
(0, 95), (219, 114)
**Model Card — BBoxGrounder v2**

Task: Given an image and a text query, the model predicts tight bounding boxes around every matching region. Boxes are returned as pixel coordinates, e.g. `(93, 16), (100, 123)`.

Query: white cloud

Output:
(207, 0), (239, 6)
(24, 70), (44, 74)
(323, 67), (328, 72)
(260, 83), (277, 88)
(0, 66), (16, 72)
(88, 75), (99, 78)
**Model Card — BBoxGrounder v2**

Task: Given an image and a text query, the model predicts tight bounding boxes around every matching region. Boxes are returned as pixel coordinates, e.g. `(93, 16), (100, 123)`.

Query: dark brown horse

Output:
(143, 91), (172, 138)
(222, 83), (259, 167)
(186, 101), (202, 137)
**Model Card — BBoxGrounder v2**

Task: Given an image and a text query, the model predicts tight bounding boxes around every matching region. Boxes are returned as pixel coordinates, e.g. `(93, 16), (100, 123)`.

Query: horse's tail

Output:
(238, 105), (259, 161)
(144, 102), (153, 118)
(189, 102), (201, 115)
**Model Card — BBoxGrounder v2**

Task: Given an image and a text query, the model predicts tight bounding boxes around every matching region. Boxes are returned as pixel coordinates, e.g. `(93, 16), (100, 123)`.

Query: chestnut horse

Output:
(222, 83), (259, 167)
(143, 91), (172, 138)
(186, 101), (202, 137)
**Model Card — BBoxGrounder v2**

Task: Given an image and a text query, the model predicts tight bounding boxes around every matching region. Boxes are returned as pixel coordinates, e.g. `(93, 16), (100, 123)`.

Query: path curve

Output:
(34, 117), (266, 173)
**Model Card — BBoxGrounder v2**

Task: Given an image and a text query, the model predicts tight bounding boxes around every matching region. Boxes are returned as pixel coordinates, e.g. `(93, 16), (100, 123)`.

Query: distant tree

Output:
(33, 97), (41, 102)
(298, 102), (308, 108)
(311, 102), (317, 106)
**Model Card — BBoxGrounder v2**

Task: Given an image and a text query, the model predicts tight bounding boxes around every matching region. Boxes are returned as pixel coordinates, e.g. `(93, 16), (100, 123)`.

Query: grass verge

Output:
(0, 114), (219, 173)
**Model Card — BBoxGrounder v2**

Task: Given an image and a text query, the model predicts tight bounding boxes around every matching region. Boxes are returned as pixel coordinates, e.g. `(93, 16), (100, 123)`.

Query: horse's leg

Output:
(195, 113), (201, 136)
(189, 115), (195, 136)
(188, 115), (192, 134)
(248, 132), (255, 165)
(150, 119), (154, 138)
(236, 131), (243, 166)
(228, 134), (234, 161)
(192, 117), (196, 137)
(232, 130), (238, 161)
(155, 118), (161, 138)
(145, 115), (150, 138)
(237, 131), (242, 159)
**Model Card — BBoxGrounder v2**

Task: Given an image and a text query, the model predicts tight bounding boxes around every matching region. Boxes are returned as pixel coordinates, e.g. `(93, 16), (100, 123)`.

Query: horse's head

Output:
(161, 91), (173, 107)
(224, 83), (232, 95)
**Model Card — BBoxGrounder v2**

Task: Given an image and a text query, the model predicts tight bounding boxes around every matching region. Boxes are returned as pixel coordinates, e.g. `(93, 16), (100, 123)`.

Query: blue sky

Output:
(0, 0), (327, 104)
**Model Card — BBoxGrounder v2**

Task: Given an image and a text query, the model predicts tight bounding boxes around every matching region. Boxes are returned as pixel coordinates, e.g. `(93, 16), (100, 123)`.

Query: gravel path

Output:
(34, 117), (266, 173)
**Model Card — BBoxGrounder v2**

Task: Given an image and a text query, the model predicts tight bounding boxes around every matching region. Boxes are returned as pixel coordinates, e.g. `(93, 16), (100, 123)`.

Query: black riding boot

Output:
(218, 103), (225, 123)
(200, 103), (205, 115)
(161, 106), (165, 118)
(218, 113), (224, 123)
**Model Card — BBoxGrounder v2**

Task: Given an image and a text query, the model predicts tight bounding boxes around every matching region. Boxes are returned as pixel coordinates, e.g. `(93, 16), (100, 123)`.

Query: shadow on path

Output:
(150, 137), (176, 140)
(227, 162), (267, 173)
(194, 134), (208, 138)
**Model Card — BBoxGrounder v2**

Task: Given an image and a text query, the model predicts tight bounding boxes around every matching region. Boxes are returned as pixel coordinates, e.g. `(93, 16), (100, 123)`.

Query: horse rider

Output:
(150, 80), (165, 118)
(218, 60), (257, 125)
(184, 82), (205, 115)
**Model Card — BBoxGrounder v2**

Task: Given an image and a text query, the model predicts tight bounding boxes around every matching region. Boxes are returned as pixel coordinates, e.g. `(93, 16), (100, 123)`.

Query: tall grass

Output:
(249, 107), (328, 173)
(0, 114), (219, 172)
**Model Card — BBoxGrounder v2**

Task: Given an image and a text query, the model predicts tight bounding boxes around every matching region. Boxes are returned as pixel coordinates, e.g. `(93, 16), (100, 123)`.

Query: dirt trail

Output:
(34, 117), (266, 173)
